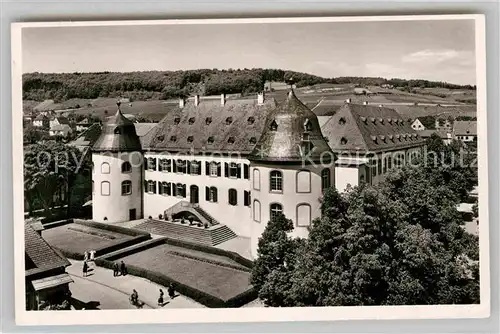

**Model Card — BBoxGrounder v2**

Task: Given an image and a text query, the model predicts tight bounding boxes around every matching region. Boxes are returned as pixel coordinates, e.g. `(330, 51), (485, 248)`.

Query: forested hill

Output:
(22, 69), (475, 102)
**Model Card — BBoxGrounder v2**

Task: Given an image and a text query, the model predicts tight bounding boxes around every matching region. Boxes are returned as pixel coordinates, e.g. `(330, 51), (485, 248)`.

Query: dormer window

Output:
(114, 128), (121, 134)
(205, 117), (212, 125)
(338, 117), (346, 125)
(340, 137), (348, 145)
(303, 118), (312, 132)
(370, 117), (376, 124)
(157, 135), (165, 141)
(380, 135), (386, 142)
(270, 120), (278, 131)
(174, 117), (180, 125)
(170, 135), (177, 142)
(247, 117), (255, 125)
(249, 137), (257, 144)
(187, 136), (194, 143)
(370, 135), (378, 143)
(379, 118), (384, 124)
(188, 117), (195, 125)
(388, 135), (394, 141)
(360, 116), (367, 124)
(225, 117), (233, 125)
(207, 136), (214, 144)
(388, 119), (393, 124)
(227, 137), (235, 144)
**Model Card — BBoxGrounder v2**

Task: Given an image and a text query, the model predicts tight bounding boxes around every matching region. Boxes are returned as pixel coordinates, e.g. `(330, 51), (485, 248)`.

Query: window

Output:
(270, 170), (283, 192)
(206, 186), (218, 203)
(303, 118), (312, 131)
(377, 159), (382, 175)
(146, 180), (156, 194)
(173, 183), (186, 198)
(253, 200), (261, 222)
(205, 117), (212, 125)
(388, 156), (392, 169)
(340, 137), (348, 145)
(383, 157), (388, 173)
(101, 181), (110, 196)
(190, 160), (201, 175)
(253, 168), (260, 190)
(360, 173), (365, 184)
(147, 158), (157, 171)
(159, 181), (171, 196)
(321, 168), (331, 192)
(338, 117), (346, 125)
(114, 128), (121, 134)
(243, 164), (250, 179)
(121, 161), (132, 173)
(101, 162), (110, 174)
(174, 159), (187, 174)
(247, 116), (255, 125)
(296, 170), (311, 193)
(159, 159), (171, 172)
(187, 136), (194, 143)
(270, 120), (278, 131)
(270, 203), (283, 222)
(228, 189), (238, 206)
(207, 161), (221, 177)
(174, 117), (180, 125)
(249, 137), (257, 144)
(170, 136), (177, 142)
(226, 162), (241, 178)
(225, 117), (233, 125)
(207, 137), (214, 144)
(188, 117), (195, 125)
(297, 204), (311, 227)
(121, 180), (132, 195)
(244, 191), (251, 207)
(227, 137), (235, 144)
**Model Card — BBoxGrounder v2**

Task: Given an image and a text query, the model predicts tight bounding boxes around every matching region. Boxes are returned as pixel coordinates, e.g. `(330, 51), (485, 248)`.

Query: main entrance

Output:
(190, 185), (199, 204)
(129, 209), (137, 220)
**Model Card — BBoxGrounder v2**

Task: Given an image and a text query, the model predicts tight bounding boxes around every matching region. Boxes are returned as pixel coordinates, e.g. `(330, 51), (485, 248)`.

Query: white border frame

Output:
(11, 14), (490, 326)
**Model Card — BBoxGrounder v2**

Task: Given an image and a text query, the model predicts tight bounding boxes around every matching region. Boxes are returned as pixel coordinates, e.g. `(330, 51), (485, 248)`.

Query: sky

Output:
(22, 19), (477, 85)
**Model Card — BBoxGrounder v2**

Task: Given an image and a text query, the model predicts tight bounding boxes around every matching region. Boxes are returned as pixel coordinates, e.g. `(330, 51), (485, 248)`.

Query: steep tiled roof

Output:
(419, 130), (450, 139)
(55, 116), (69, 125)
(25, 224), (70, 277)
(454, 120), (477, 136)
(50, 124), (72, 132)
(143, 98), (277, 154)
(93, 106), (143, 152)
(320, 103), (425, 153)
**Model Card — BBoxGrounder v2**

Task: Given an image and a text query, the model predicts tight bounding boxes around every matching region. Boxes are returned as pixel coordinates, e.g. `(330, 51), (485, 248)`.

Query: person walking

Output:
(157, 289), (164, 306)
(168, 283), (175, 299)
(113, 262), (119, 277)
(120, 261), (127, 276)
(82, 261), (88, 277)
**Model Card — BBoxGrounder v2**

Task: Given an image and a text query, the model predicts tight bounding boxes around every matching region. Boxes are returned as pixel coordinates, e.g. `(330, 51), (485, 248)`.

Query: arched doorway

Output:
(190, 185), (199, 204)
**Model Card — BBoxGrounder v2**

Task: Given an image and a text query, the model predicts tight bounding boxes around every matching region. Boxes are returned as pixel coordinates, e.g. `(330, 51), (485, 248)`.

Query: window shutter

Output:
(186, 161), (191, 174)
(224, 163), (229, 177)
(236, 164), (242, 179)
(144, 180), (147, 192)
(172, 183), (177, 197)
(197, 162), (202, 175)
(173, 160), (177, 173)
(213, 188), (218, 202)
(158, 159), (163, 172)
(217, 163), (221, 177)
(153, 181), (157, 194)
(153, 159), (157, 171)
(182, 184), (187, 197)
(205, 162), (209, 175)
(159, 182), (163, 194)
(205, 186), (210, 201)
(244, 164), (249, 179)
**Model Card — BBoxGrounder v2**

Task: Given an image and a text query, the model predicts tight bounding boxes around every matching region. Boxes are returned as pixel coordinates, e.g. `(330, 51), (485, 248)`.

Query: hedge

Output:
(161, 237), (253, 269)
(95, 258), (243, 308)
(167, 251), (251, 273)
(73, 220), (149, 237)
(103, 238), (167, 261)
(43, 219), (74, 230)
(55, 247), (84, 261)
(94, 234), (151, 258)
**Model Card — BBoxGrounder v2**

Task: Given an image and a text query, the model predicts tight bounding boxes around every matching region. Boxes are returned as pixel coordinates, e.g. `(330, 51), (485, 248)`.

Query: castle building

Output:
(91, 92), (424, 258)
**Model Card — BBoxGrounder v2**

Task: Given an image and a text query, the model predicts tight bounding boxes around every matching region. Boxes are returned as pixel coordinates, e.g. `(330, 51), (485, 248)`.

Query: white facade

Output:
(142, 153), (252, 237)
(92, 152), (143, 223)
(250, 163), (334, 258)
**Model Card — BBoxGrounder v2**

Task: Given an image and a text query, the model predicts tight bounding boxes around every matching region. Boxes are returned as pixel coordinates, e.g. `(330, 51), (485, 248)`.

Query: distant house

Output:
(353, 87), (373, 95)
(435, 118), (453, 132)
(33, 114), (50, 129)
(25, 223), (72, 310)
(49, 124), (72, 137)
(75, 118), (92, 132)
(49, 116), (70, 129)
(419, 130), (453, 145)
(454, 121), (477, 142)
(410, 118), (426, 131)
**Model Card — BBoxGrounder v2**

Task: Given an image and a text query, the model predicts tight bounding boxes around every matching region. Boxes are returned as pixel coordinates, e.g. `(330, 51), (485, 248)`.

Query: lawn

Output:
(43, 223), (134, 255)
(119, 244), (252, 301)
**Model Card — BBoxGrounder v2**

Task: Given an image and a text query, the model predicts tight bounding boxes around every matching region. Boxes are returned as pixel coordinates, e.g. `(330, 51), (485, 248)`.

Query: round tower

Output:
(91, 102), (143, 223)
(248, 89), (336, 258)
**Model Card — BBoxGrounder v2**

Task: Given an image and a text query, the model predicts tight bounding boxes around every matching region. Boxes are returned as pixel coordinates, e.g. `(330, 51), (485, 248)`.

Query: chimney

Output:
(345, 98), (351, 104)
(363, 101), (368, 105)
(179, 97), (185, 108)
(378, 104), (383, 107)
(194, 95), (200, 107)
(257, 92), (265, 105)
(220, 93), (226, 106)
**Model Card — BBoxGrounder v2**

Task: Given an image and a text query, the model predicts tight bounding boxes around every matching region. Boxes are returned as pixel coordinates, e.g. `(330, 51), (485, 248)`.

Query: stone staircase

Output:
(134, 219), (237, 246)
(164, 201), (219, 227)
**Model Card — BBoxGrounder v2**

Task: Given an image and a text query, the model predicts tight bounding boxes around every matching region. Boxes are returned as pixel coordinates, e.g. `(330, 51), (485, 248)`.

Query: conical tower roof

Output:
(92, 102), (142, 152)
(249, 90), (334, 163)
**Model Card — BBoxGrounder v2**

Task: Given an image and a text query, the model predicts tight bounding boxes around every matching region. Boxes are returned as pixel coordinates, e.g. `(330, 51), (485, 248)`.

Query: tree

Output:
(250, 214), (303, 306)
(24, 141), (91, 218)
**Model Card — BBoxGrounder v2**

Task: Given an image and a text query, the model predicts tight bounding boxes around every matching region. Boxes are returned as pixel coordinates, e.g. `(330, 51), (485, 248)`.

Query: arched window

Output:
(101, 181), (110, 196)
(121, 180), (132, 195)
(296, 203), (311, 227)
(253, 200), (261, 222)
(360, 173), (365, 184)
(159, 181), (171, 196)
(147, 180), (156, 194)
(253, 168), (260, 190)
(296, 170), (311, 193)
(270, 203), (283, 222)
(228, 189), (238, 206)
(270, 170), (283, 192)
(121, 161), (132, 173)
(101, 162), (110, 174)
(206, 186), (218, 203)
(321, 168), (331, 192)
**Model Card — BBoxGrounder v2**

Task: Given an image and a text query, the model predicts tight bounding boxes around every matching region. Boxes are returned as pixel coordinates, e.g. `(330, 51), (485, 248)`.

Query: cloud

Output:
(402, 49), (474, 65)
